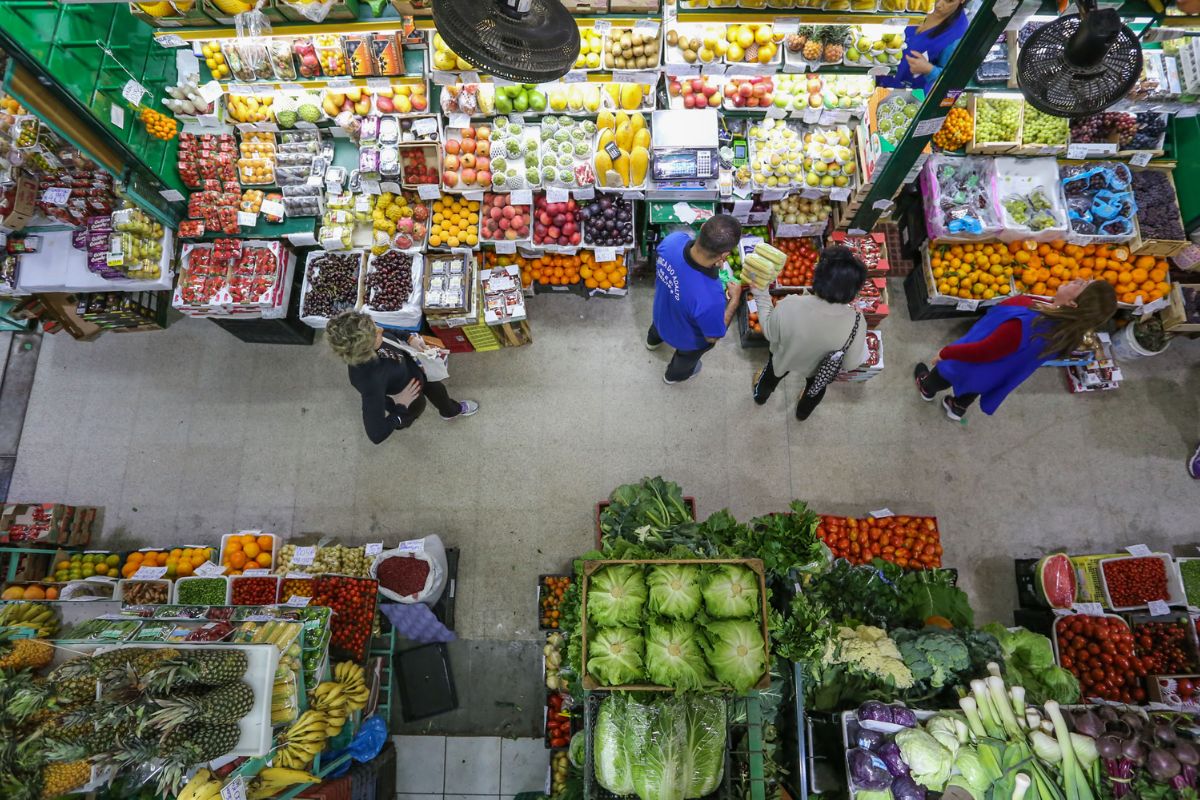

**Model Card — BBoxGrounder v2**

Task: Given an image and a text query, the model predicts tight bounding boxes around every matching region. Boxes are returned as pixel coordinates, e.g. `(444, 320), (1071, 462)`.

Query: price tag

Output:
(592, 20), (612, 35)
(285, 572), (310, 580)
(913, 116), (947, 137)
(508, 113), (525, 126)
(800, 188), (822, 200)
(41, 187), (71, 206)
(463, 190), (484, 202)
(243, 568), (270, 576)
(761, 189), (788, 201)
(574, 186), (595, 201)
(397, 538), (426, 553)
(731, 199), (753, 219)
(671, 65), (701, 78)
(955, 298), (979, 311)
(157, 34), (187, 48)
(830, 187), (851, 202)
(802, 107), (822, 124)
(432, 70), (457, 86)
(237, 211), (258, 227)
(869, 508), (894, 518)
(132, 566), (168, 580)
(194, 561), (227, 577)
(546, 186), (569, 203)
(848, 228), (868, 236)
(418, 183), (442, 200)
(286, 231), (318, 247)
(873, 199), (895, 212)
(1130, 151), (1153, 167)
(260, 199), (284, 218)
(774, 17), (800, 35)
(495, 239), (517, 254)
(510, 188), (532, 206)
(365, 542), (384, 556)
(594, 246), (617, 262)
(1147, 599), (1171, 616)
(869, 66), (891, 77)
(1072, 602), (1105, 616)
(563, 70), (587, 84)
(460, 71), (481, 85)
(1126, 544), (1153, 557)
(221, 776), (247, 800)
(367, 77), (391, 90)
(327, 78), (352, 89)
(110, 104), (125, 129)
(291, 546), (316, 566)
(306, 174), (324, 188)
(1179, 107), (1198, 119)
(361, 178), (381, 195)
(1067, 142), (1118, 159)
(286, 595), (311, 607)
(766, 105), (788, 119)
(412, 117), (439, 137)
(122, 79), (148, 106)
(700, 63), (727, 78)
(448, 113), (470, 130)
(634, 19), (660, 38)
(160, 189), (186, 202)
(380, 181), (402, 194)
(746, 297), (758, 314)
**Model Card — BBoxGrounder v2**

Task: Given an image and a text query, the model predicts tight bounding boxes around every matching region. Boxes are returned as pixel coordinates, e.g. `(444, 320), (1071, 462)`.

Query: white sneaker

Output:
(645, 339), (663, 351)
(663, 360), (702, 385)
(442, 400), (479, 420)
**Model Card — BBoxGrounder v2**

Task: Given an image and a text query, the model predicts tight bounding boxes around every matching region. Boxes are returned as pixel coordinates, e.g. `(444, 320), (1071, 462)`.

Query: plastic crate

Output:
(902, 267), (980, 322)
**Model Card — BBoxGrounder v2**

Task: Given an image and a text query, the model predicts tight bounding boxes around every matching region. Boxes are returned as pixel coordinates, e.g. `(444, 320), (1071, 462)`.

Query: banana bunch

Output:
(740, 242), (788, 290)
(0, 602), (58, 638)
(333, 661), (370, 712)
(177, 769), (222, 800)
(311, 682), (350, 737)
(247, 767), (319, 799)
(275, 709), (333, 769)
(210, 0), (255, 13)
(271, 677), (297, 726)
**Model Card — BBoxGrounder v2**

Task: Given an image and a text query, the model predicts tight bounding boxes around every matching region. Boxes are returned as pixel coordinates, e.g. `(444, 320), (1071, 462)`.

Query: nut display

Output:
(122, 580), (169, 605)
(302, 252), (362, 318)
(365, 250), (415, 311)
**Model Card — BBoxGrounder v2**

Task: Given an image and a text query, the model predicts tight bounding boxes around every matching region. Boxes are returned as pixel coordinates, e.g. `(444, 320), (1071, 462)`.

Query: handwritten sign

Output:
(291, 546), (316, 566)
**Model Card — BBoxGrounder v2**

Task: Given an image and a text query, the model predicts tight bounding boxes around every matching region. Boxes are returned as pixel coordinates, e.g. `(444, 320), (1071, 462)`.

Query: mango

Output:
(614, 122), (633, 152)
(619, 83), (642, 111)
(613, 153), (631, 187)
(632, 128), (651, 150)
(596, 111), (615, 131)
(630, 146), (649, 187)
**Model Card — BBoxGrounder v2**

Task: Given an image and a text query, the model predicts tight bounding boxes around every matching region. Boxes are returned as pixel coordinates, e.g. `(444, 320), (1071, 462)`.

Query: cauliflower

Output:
(824, 625), (915, 689)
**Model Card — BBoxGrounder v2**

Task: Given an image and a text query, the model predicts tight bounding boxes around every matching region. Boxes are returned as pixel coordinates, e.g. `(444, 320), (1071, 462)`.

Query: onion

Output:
(1148, 747), (1181, 782)
(1153, 722), (1178, 747)
(1096, 735), (1124, 761)
(1120, 711), (1145, 732)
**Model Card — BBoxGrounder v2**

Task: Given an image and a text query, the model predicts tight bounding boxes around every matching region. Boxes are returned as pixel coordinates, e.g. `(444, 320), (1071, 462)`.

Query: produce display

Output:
(932, 105), (973, 151)
(1011, 240), (1170, 305)
(873, 91), (918, 145)
(973, 96), (1021, 144)
(773, 236), (821, 287)
(364, 250), (416, 311)
(428, 195), (480, 249)
(603, 26), (661, 71)
(1060, 161), (1137, 239)
(816, 514), (942, 568)
(1101, 556), (1170, 608)
(580, 196), (634, 247)
(1021, 104), (1069, 147)
(668, 75), (723, 110)
(1133, 618), (1197, 675)
(441, 124), (493, 190)
(772, 194), (832, 228)
(1054, 613), (1148, 703)
(928, 240), (1015, 302)
(542, 116), (597, 189)
(479, 192), (531, 243)
(923, 156), (1002, 239)
(532, 195), (582, 247)
(1131, 170), (1186, 241)
(1070, 111), (1138, 146)
(594, 111), (647, 189)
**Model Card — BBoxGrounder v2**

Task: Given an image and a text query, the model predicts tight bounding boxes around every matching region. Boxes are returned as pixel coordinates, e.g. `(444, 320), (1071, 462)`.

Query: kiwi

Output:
(615, 56), (627, 69)
(605, 53), (615, 68)
(635, 56), (648, 69)
(631, 34), (643, 47)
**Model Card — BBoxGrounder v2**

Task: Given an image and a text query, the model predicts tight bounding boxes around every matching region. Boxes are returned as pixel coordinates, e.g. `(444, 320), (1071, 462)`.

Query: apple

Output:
(477, 170), (491, 185)
(443, 171), (459, 187)
(377, 96), (395, 113)
(461, 168), (477, 185)
(708, 94), (722, 108)
(670, 81), (682, 96)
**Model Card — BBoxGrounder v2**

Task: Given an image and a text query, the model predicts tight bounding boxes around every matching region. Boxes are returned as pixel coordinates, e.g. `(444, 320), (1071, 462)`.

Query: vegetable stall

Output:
(535, 478), (1200, 800)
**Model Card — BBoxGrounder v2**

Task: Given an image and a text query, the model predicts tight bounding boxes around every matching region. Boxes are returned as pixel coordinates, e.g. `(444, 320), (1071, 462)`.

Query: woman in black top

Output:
(326, 311), (479, 444)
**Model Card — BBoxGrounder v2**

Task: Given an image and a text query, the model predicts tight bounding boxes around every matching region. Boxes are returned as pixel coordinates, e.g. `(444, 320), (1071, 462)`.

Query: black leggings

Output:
(647, 323), (714, 382)
(396, 380), (461, 430)
(921, 365), (979, 411)
(753, 354), (829, 420)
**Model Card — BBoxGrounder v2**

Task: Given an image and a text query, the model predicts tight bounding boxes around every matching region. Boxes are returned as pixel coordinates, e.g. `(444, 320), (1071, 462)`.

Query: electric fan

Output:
(1016, 0), (1142, 117)
(432, 0), (581, 84)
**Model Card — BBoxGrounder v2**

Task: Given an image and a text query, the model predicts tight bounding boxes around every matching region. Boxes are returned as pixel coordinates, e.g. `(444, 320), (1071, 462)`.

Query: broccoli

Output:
(892, 627), (971, 688)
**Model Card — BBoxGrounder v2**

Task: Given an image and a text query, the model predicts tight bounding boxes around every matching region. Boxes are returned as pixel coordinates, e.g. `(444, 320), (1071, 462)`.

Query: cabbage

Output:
(701, 564), (760, 619)
(587, 565), (647, 626)
(683, 695), (727, 797)
(645, 621), (712, 689)
(952, 746), (990, 796)
(647, 565), (702, 619)
(894, 728), (952, 792)
(634, 696), (690, 800)
(702, 620), (766, 692)
(848, 748), (892, 790)
(588, 626), (644, 686)
(595, 695), (635, 795)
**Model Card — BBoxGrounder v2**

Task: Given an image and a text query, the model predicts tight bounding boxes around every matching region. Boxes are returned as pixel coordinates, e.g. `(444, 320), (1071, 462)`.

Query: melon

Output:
(1035, 553), (1077, 609)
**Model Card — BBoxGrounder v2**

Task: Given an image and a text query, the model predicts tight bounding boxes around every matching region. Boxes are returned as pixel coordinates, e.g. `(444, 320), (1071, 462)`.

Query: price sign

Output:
(463, 190), (485, 202)
(122, 80), (148, 106)
(913, 116), (947, 137)
(243, 569), (270, 576)
(460, 71), (481, 85)
(41, 187), (71, 206)
(563, 71), (587, 83)
(592, 20), (612, 35)
(761, 189), (788, 201)
(1179, 107), (1198, 119)
(418, 183), (442, 200)
(291, 546), (316, 566)
(367, 77), (391, 90)
(327, 78), (352, 89)
(237, 211), (258, 227)
(157, 34), (187, 48)
(285, 572), (310, 580)
(448, 113), (471, 130)
(869, 508), (894, 518)
(495, 239), (517, 254)
(800, 188), (822, 200)
(365, 542), (384, 556)
(1130, 151), (1153, 167)
(955, 298), (979, 312)
(260, 199), (284, 218)
(1147, 599), (1171, 616)
(1066, 142), (1117, 159)
(133, 566), (168, 580)
(848, 228), (868, 236)
(802, 107), (822, 124)
(830, 187), (851, 202)
(508, 113), (525, 126)
(594, 246), (617, 262)
(286, 595), (311, 607)
(160, 189), (185, 202)
(1126, 544), (1153, 557)
(412, 117), (439, 137)
(869, 66), (891, 77)
(194, 561), (227, 577)
(110, 105), (125, 129)
(380, 181), (402, 194)
(671, 64), (700, 78)
(397, 539), (425, 553)
(700, 63), (727, 78)
(634, 19), (660, 38)
(361, 179), (381, 195)
(221, 776), (247, 800)
(774, 17), (800, 35)
(510, 188), (533, 206)
(546, 187), (569, 203)
(766, 105), (788, 119)
(1072, 602), (1105, 616)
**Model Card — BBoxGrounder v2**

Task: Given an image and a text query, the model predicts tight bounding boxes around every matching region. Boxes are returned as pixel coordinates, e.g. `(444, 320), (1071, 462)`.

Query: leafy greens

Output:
(703, 619), (767, 692)
(647, 564), (703, 619)
(588, 626), (645, 686)
(587, 564), (647, 626)
(645, 620), (713, 690)
(701, 564), (759, 619)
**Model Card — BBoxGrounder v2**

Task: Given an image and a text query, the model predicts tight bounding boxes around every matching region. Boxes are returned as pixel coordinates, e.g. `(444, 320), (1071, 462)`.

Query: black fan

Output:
(432, 0), (581, 84)
(1016, 0), (1142, 117)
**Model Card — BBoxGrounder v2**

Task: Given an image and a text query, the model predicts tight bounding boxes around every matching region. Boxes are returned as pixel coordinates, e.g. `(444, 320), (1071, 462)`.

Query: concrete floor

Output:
(9, 276), (1200, 639)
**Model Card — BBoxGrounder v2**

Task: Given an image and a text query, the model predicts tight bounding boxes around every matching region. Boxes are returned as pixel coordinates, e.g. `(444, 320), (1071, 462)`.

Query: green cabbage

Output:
(952, 745), (991, 796)
(633, 696), (689, 800)
(701, 565), (759, 619)
(647, 565), (702, 619)
(682, 695), (727, 797)
(588, 626), (644, 686)
(981, 623), (1081, 705)
(645, 621), (712, 689)
(587, 564), (647, 626)
(594, 695), (635, 794)
(895, 728), (952, 791)
(702, 620), (766, 692)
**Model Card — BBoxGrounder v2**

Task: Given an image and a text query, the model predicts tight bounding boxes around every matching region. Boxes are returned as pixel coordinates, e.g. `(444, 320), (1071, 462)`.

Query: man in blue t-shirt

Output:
(647, 215), (743, 384)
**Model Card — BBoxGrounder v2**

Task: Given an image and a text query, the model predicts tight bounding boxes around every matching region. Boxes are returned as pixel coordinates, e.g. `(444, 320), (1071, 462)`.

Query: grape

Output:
(1022, 104), (1068, 145)
(1069, 112), (1137, 146)
(975, 98), (1020, 143)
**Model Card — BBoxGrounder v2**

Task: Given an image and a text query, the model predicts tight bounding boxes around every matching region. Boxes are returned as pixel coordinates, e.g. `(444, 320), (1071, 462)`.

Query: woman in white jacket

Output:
(749, 245), (868, 420)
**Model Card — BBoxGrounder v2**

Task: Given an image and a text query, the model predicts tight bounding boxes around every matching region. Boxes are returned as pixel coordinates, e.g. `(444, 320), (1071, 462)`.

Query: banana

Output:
(192, 782), (222, 800)
(260, 767), (319, 785)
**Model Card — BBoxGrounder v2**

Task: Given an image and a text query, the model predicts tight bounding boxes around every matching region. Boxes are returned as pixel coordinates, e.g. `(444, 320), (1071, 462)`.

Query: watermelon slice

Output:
(1035, 553), (1077, 609)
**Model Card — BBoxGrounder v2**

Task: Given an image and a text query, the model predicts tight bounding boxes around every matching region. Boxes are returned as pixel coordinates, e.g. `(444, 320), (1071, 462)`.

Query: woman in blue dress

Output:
(878, 0), (970, 92)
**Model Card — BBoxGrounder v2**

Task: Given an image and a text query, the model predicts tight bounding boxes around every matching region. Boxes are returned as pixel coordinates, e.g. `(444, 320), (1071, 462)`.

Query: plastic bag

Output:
(280, 0), (336, 23)
(370, 534), (448, 604)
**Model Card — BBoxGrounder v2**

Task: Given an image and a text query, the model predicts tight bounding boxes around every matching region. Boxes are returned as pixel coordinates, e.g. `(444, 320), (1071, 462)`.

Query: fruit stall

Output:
(0, 511), (464, 799)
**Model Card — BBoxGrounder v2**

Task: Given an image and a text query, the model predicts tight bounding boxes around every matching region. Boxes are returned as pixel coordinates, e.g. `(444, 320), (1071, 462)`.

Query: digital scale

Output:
(649, 109), (720, 200)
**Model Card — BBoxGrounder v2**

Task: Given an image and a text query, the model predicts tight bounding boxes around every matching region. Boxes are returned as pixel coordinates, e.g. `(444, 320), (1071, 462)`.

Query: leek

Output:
(1045, 701), (1096, 800)
(960, 696), (987, 740)
(1013, 773), (1032, 800)
(988, 676), (1024, 739)
(1010, 685), (1027, 728)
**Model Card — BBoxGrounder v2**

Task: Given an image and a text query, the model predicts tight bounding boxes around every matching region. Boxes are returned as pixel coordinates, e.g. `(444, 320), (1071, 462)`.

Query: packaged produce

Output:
(993, 157), (1068, 240)
(267, 39), (297, 81)
(293, 37), (321, 78)
(921, 155), (1002, 240)
(440, 83), (494, 117)
(313, 34), (347, 76)
(175, 577), (228, 605)
(120, 579), (170, 605)
(1060, 162), (1136, 239)
(230, 575), (280, 605)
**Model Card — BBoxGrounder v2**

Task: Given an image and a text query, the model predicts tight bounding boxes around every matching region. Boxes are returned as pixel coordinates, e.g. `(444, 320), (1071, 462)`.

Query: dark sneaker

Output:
(663, 360), (701, 385)
(914, 363), (936, 401)
(942, 396), (967, 422)
(441, 400), (479, 420)
(1189, 442), (1200, 479)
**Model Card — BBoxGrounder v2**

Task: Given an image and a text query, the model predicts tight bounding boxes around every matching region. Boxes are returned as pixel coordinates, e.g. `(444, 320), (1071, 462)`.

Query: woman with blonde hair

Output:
(326, 311), (478, 444)
(915, 280), (1117, 420)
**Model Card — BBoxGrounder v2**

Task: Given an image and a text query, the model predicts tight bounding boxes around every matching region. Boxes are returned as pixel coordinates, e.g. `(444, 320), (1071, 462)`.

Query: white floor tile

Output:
(500, 737), (549, 795)
(394, 735), (446, 794)
(444, 736), (502, 795)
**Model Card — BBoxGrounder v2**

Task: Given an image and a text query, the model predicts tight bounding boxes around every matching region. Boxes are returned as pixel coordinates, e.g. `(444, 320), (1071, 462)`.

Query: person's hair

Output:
(326, 311), (379, 366)
(695, 215), (742, 256)
(1034, 281), (1117, 358)
(812, 245), (867, 305)
(929, 1), (966, 38)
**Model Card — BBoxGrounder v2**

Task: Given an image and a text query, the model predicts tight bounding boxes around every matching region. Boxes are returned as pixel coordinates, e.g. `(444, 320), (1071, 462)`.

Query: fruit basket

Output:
(967, 95), (1022, 155)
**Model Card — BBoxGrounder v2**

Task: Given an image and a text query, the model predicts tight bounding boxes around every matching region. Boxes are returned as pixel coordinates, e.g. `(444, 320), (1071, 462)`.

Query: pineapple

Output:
(821, 26), (849, 63)
(40, 760), (91, 799)
(150, 680), (254, 730)
(0, 635), (53, 671)
(802, 33), (821, 61)
(54, 674), (99, 705)
(145, 650), (248, 692)
(138, 721), (241, 793)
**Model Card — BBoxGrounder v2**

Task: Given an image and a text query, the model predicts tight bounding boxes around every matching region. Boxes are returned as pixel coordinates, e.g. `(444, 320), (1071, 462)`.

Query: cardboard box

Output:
(0, 173), (37, 232)
(0, 503), (100, 546)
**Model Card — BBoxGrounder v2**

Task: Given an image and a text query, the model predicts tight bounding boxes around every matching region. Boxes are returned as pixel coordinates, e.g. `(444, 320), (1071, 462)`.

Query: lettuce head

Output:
(701, 564), (760, 619)
(683, 695), (727, 797)
(594, 694), (635, 795)
(645, 621), (712, 690)
(587, 564), (647, 626)
(588, 626), (645, 686)
(703, 619), (767, 692)
(647, 564), (702, 620)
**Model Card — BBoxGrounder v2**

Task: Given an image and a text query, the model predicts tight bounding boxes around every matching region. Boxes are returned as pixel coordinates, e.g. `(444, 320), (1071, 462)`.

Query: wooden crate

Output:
(1129, 168), (1190, 258)
(579, 558), (770, 692)
(966, 94), (1021, 155)
(1162, 283), (1200, 333)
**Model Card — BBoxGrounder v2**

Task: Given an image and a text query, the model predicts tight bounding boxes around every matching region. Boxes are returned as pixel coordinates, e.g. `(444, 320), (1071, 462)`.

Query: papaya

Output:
(604, 84), (621, 108)
(596, 111), (615, 132)
(619, 84), (642, 111)
(615, 111), (629, 130)
(614, 123), (633, 152)
(632, 128), (651, 151)
(630, 145), (649, 187)
(629, 112), (646, 133)
(613, 153), (631, 187)
(595, 150), (614, 184)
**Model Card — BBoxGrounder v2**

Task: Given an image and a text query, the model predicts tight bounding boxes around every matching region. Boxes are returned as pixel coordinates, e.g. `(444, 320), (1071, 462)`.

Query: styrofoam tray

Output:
(1099, 553), (1186, 611)
(115, 578), (172, 604)
(220, 531), (278, 572)
(992, 156), (1070, 243)
(172, 575), (232, 605)
(94, 642), (278, 756)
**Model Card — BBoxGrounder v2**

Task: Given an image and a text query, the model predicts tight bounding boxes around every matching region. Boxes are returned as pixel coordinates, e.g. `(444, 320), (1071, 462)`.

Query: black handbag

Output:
(805, 312), (861, 397)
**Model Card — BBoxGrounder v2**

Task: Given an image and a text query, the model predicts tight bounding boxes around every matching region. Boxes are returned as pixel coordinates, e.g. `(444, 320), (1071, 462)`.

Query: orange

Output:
(1130, 268), (1148, 283)
(45, 587), (59, 600)
(170, 548), (183, 560)
(229, 551), (247, 569)
(255, 552), (272, 567)
(240, 534), (256, 546)
(243, 542), (261, 559)
(122, 563), (138, 578)
(257, 535), (273, 552)
(191, 554), (207, 568)
(176, 561), (194, 578)
(128, 551), (144, 564)
(225, 541), (242, 554)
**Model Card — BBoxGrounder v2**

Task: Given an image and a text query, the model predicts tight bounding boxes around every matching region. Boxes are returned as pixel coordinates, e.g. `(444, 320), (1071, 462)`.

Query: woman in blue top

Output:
(878, 0), (971, 92)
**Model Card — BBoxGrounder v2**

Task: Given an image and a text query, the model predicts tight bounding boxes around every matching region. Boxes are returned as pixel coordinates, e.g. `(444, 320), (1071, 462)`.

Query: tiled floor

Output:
(394, 736), (549, 799)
